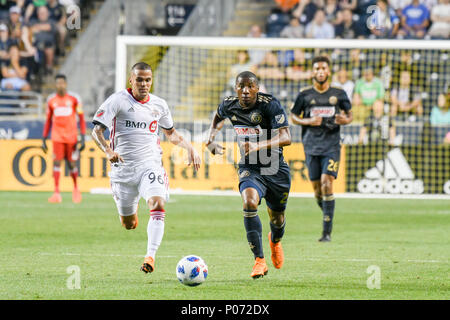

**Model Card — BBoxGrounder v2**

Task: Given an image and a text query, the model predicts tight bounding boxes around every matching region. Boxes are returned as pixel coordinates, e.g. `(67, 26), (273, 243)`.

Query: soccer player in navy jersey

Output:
(206, 71), (292, 278)
(291, 56), (353, 242)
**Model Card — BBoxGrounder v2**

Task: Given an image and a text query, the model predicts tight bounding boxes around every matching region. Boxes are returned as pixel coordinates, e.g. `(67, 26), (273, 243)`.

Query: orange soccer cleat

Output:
(72, 188), (82, 203)
(141, 256), (155, 274)
(268, 232), (284, 269)
(48, 192), (62, 203)
(250, 257), (268, 279)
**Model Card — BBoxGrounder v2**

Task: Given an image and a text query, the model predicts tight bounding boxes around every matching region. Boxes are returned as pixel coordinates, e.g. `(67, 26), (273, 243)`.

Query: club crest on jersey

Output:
(310, 107), (336, 118)
(250, 112), (262, 124)
(329, 96), (338, 105)
(275, 114), (285, 124)
(239, 170), (250, 178)
(234, 125), (262, 137)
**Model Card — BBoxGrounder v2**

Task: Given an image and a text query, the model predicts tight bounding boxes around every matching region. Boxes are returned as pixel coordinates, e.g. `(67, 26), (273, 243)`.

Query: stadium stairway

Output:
(38, 0), (105, 97)
(176, 0), (275, 121)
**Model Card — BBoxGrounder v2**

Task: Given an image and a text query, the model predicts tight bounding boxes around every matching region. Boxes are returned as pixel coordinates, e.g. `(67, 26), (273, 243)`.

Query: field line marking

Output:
(36, 252), (449, 264)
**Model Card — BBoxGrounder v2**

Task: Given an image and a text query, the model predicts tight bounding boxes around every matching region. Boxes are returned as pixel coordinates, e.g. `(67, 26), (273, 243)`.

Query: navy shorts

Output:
(305, 152), (340, 181)
(238, 162), (291, 212)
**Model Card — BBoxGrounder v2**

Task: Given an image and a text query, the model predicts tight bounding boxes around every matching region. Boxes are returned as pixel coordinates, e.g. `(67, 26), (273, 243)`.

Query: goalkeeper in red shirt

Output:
(42, 74), (86, 203)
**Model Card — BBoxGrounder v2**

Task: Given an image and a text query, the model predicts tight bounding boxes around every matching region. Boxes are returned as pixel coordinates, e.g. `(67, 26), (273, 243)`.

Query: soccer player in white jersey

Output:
(91, 62), (201, 274)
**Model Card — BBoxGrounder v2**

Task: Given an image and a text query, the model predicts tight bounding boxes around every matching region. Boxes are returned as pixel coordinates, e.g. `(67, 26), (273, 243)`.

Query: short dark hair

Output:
(131, 62), (152, 72)
(312, 55), (331, 67)
(55, 73), (66, 81)
(235, 71), (259, 85)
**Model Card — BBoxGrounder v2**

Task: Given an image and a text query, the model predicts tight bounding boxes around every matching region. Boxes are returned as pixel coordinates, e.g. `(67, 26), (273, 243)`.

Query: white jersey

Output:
(93, 89), (174, 167)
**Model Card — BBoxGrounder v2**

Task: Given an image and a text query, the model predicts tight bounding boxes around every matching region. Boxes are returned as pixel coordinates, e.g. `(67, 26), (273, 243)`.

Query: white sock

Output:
(146, 210), (165, 258)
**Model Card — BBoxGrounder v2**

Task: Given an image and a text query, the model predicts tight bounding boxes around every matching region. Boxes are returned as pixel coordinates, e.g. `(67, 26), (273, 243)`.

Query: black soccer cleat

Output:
(318, 232), (331, 242)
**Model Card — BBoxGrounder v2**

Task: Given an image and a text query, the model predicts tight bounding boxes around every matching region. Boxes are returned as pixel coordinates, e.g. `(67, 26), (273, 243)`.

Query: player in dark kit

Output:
(290, 56), (353, 242)
(206, 71), (292, 279)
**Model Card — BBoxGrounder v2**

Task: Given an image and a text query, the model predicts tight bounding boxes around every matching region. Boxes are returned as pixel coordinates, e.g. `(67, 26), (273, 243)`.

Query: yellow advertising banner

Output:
(0, 140), (346, 193)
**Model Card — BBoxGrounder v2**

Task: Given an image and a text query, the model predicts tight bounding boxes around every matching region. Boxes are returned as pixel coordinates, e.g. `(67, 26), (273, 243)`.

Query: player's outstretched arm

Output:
(91, 124), (124, 163)
(205, 112), (226, 155)
(163, 127), (201, 171)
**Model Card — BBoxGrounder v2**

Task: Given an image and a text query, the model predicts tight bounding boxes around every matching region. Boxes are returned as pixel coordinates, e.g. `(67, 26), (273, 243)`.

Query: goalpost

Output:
(115, 36), (450, 197)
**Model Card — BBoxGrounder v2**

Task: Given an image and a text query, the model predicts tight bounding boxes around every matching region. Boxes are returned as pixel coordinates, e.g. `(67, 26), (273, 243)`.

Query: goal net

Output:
(116, 36), (450, 196)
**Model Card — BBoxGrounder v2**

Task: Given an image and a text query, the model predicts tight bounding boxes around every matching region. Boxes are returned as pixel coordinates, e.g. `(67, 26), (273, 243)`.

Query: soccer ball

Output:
(176, 255), (208, 286)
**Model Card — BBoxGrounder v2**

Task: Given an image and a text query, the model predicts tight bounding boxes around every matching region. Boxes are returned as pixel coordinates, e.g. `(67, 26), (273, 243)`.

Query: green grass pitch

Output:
(0, 191), (448, 300)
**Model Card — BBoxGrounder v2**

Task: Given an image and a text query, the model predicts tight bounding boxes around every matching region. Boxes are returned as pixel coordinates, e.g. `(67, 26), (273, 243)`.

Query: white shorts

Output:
(109, 163), (169, 216)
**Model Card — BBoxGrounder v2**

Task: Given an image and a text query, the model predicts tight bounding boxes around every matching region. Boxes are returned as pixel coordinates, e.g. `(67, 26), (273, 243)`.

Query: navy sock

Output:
(243, 210), (263, 259)
(269, 220), (285, 243)
(322, 195), (335, 234)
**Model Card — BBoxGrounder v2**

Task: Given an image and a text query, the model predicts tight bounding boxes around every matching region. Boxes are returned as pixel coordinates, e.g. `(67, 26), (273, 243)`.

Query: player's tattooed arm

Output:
(335, 109), (353, 125)
(163, 127), (201, 171)
(205, 112), (226, 155)
(91, 123), (124, 163)
(242, 127), (291, 156)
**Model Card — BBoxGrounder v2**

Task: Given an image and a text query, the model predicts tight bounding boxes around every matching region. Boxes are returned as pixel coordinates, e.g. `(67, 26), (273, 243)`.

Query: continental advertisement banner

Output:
(0, 140), (346, 193)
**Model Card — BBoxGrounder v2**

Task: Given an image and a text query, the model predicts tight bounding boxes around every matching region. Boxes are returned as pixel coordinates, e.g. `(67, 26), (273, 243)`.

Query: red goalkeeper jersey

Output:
(43, 91), (86, 143)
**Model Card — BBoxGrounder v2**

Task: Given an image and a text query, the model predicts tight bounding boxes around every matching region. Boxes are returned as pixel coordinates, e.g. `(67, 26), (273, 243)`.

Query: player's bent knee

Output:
(147, 196), (165, 212)
(243, 198), (259, 211)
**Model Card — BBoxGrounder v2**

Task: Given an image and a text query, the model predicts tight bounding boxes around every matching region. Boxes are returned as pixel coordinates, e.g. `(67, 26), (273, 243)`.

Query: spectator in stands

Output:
(430, 92), (450, 125)
(285, 48), (312, 80)
(255, 50), (285, 80)
(8, 6), (23, 40)
(273, 0), (300, 12)
(427, 0), (450, 39)
(1, 44), (31, 91)
(24, 0), (47, 24)
(390, 70), (423, 119)
(334, 8), (361, 38)
(0, 23), (14, 64)
(331, 68), (354, 102)
(30, 5), (56, 74)
(266, 0), (293, 37)
(8, 5), (37, 79)
(358, 96), (396, 145)
(280, 16), (304, 38)
(323, 0), (341, 25)
(292, 0), (322, 26)
(398, 0), (430, 39)
(0, 0), (21, 21)
(247, 24), (268, 66)
(47, 0), (67, 56)
(389, 0), (412, 16)
(367, 0), (400, 38)
(305, 9), (335, 38)
(227, 50), (255, 91)
(353, 67), (385, 122)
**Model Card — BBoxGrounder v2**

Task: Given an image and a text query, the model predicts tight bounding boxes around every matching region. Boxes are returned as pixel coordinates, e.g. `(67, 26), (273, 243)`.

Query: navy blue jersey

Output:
(291, 86), (351, 155)
(217, 92), (289, 168)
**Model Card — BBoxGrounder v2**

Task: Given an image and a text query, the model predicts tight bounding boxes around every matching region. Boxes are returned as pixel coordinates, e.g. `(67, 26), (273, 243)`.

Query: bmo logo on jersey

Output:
(311, 107), (335, 118)
(125, 120), (158, 133)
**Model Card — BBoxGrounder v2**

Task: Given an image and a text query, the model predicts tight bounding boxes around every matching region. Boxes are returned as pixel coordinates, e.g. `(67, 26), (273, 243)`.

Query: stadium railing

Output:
(0, 91), (44, 116)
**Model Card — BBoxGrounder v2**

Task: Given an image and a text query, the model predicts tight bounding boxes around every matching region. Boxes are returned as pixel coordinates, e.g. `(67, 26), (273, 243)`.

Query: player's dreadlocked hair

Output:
(131, 62), (153, 72)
